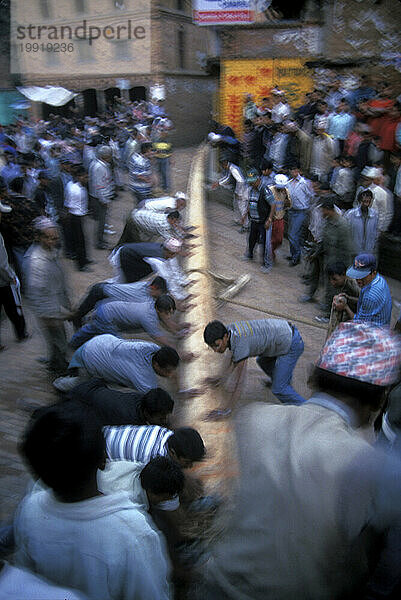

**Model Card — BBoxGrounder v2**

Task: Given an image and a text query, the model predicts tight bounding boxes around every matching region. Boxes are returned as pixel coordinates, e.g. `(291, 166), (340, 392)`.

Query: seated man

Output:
(203, 319), (305, 408)
(61, 379), (174, 427)
(105, 424), (205, 470)
(72, 276), (168, 329)
(68, 336), (180, 393)
(336, 254), (393, 326)
(14, 404), (171, 600)
(70, 294), (179, 350)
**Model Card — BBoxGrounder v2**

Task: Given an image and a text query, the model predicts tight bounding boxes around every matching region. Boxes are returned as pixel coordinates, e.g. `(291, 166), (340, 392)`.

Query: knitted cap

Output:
(316, 322), (401, 387)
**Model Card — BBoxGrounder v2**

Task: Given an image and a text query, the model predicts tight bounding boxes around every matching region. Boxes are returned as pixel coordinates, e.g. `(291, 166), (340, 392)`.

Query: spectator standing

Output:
(88, 145), (114, 250)
(128, 142), (154, 205)
(389, 150), (401, 235)
(26, 218), (71, 375)
(286, 164), (313, 266)
(344, 189), (379, 256)
(310, 126), (337, 183)
(64, 165), (91, 272)
(0, 201), (28, 350)
(315, 197), (352, 322)
(264, 174), (291, 269)
(242, 169), (273, 271)
(327, 100), (355, 153)
(0, 177), (41, 284)
(212, 156), (247, 231)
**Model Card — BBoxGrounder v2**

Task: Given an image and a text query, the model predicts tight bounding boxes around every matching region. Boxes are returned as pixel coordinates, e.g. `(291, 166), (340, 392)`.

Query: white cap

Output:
(274, 174), (289, 188)
(361, 166), (382, 178)
(174, 192), (188, 201)
(0, 201), (12, 214)
(163, 238), (182, 252)
(208, 132), (222, 143)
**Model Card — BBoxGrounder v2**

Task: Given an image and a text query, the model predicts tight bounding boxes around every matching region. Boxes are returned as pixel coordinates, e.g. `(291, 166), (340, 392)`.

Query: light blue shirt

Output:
(328, 112), (355, 140)
(71, 334), (160, 392)
(287, 175), (313, 210)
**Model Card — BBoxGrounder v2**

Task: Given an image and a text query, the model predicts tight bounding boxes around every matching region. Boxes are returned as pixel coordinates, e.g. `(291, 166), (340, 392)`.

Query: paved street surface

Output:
(1, 146), (401, 525)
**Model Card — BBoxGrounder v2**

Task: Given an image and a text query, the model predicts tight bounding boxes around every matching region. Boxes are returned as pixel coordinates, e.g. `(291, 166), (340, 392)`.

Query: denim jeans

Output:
(256, 326), (306, 404)
(263, 225), (273, 269)
(288, 209), (308, 262)
(157, 157), (170, 191)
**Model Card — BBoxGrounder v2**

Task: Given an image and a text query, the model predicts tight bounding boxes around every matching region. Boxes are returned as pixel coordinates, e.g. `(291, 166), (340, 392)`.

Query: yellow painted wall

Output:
(220, 58), (313, 135)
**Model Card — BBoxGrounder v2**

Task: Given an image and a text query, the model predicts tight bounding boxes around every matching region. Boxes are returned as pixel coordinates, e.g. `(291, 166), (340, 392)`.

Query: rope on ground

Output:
(218, 296), (328, 331)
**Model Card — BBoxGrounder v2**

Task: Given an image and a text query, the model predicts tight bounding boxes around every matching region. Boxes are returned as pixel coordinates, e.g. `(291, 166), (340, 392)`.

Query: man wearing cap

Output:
(264, 174), (291, 267)
(199, 322), (401, 600)
(0, 199), (28, 350)
(286, 164), (313, 266)
(337, 253), (393, 326)
(88, 145), (115, 249)
(270, 90), (291, 124)
(128, 142), (154, 205)
(26, 217), (71, 374)
(243, 169), (274, 272)
(360, 166), (393, 233)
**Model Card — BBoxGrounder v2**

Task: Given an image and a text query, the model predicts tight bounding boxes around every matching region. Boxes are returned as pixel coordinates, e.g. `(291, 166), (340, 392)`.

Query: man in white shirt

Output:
(14, 403), (172, 600)
(65, 165), (91, 271)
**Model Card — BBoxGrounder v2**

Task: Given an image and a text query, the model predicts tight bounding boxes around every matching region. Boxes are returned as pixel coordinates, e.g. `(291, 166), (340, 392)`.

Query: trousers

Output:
(0, 284), (27, 343)
(256, 326), (305, 404)
(288, 209), (308, 262)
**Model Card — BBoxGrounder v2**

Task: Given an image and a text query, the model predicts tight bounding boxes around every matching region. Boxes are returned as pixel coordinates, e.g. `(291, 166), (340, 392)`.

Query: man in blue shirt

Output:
(286, 163), (313, 266)
(336, 254), (392, 326)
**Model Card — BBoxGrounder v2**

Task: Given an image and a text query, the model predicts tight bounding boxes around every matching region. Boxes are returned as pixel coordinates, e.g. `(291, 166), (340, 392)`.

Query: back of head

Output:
(167, 210), (180, 221)
(20, 404), (105, 497)
(312, 322), (401, 412)
(97, 145), (112, 160)
(204, 320), (228, 346)
(140, 142), (152, 154)
(9, 176), (24, 194)
(167, 427), (206, 462)
(155, 294), (176, 314)
(140, 456), (184, 497)
(141, 387), (174, 418)
(153, 346), (180, 369)
(150, 276), (168, 293)
(326, 261), (346, 277)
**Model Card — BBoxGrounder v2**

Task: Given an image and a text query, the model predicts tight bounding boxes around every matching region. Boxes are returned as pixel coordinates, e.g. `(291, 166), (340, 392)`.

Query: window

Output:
(114, 39), (131, 61)
(113, 0), (126, 9)
(76, 39), (93, 63)
(45, 47), (60, 67)
(39, 0), (51, 19)
(177, 0), (184, 10)
(75, 0), (86, 14)
(178, 28), (185, 70)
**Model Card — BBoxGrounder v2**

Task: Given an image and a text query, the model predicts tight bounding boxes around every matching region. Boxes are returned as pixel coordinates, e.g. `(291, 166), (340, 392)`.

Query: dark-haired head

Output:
(309, 366), (385, 414)
(167, 427), (206, 468)
(149, 276), (168, 296)
(155, 294), (176, 315)
(140, 456), (184, 504)
(141, 387), (174, 426)
(152, 346), (180, 378)
(19, 403), (106, 501)
(203, 320), (229, 353)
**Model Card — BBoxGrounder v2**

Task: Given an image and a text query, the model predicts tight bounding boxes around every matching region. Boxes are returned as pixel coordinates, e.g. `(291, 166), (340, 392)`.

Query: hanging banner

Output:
(193, 1), (254, 25)
(220, 58), (313, 135)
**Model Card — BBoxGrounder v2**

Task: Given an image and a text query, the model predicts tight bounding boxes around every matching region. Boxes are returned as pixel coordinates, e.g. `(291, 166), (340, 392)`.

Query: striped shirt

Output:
(104, 425), (173, 463)
(128, 152), (152, 196)
(132, 209), (175, 240)
(354, 273), (392, 327)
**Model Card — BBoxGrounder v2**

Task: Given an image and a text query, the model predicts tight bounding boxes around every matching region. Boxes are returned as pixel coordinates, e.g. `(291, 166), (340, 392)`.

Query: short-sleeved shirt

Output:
(354, 273), (392, 327)
(75, 335), (160, 392)
(98, 301), (162, 338)
(228, 319), (293, 363)
(103, 280), (152, 303)
(104, 424), (173, 463)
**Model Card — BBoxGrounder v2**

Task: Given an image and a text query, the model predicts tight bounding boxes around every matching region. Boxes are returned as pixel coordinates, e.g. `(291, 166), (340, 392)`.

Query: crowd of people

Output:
(210, 77), (401, 324)
(0, 77), (400, 600)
